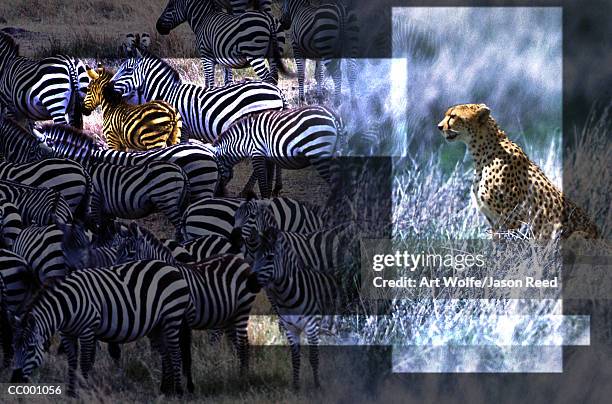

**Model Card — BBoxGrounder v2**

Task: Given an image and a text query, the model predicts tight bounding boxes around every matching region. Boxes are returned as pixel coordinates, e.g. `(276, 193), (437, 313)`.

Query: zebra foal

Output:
(10, 260), (190, 396)
(82, 65), (182, 151)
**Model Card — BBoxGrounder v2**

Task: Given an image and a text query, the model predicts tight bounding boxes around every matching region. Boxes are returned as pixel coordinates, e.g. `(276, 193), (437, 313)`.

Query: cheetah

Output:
(437, 103), (600, 239)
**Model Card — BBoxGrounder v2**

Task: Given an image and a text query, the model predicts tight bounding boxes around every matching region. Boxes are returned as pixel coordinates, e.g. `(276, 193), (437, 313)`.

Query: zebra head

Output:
(251, 227), (283, 287)
(115, 222), (177, 265)
(60, 223), (92, 272)
(232, 200), (278, 262)
(0, 31), (19, 68)
(0, 117), (52, 163)
(82, 65), (118, 114)
(32, 123), (100, 161)
(112, 57), (143, 103)
(11, 313), (46, 383)
(156, 0), (190, 35)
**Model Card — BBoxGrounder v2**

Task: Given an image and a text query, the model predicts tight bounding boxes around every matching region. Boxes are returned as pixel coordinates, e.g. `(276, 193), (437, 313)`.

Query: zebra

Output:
(281, 0), (359, 105)
(12, 223), (91, 284)
(0, 202), (22, 250)
(0, 116), (52, 163)
(213, 0), (273, 15)
(0, 159), (91, 220)
(213, 105), (344, 198)
(156, 0), (289, 87)
(162, 235), (237, 263)
(115, 222), (259, 393)
(111, 48), (286, 143)
(0, 32), (88, 128)
(83, 65), (182, 151)
(0, 249), (34, 367)
(251, 226), (337, 390)
(182, 196), (325, 241)
(10, 260), (191, 396)
(33, 123), (218, 201)
(89, 161), (190, 238)
(0, 180), (73, 226)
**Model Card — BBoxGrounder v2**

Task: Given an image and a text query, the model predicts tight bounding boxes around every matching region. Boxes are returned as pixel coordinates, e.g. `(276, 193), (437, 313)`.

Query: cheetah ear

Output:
(476, 104), (490, 124)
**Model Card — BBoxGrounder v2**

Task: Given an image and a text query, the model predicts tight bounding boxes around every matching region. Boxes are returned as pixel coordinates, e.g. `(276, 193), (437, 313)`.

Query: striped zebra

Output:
(214, 0), (272, 14)
(13, 224), (91, 284)
(33, 123), (218, 201)
(0, 32), (88, 128)
(182, 196), (325, 241)
(0, 180), (73, 226)
(0, 159), (91, 220)
(282, 0), (359, 104)
(0, 117), (52, 163)
(82, 65), (182, 151)
(111, 48), (286, 143)
(163, 235), (236, 263)
(0, 202), (22, 250)
(10, 260), (190, 396)
(156, 0), (288, 87)
(213, 105), (344, 198)
(89, 161), (190, 238)
(252, 226), (337, 390)
(116, 223), (259, 393)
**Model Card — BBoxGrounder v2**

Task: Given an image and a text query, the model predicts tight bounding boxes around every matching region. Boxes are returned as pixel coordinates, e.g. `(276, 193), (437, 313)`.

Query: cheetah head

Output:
(437, 103), (491, 142)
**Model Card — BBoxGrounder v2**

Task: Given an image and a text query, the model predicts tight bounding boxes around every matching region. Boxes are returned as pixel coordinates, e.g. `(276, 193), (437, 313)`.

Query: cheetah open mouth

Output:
(445, 131), (459, 140)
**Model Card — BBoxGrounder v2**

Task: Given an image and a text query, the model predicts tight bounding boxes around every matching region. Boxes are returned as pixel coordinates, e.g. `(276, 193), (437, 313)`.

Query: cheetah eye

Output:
(450, 114), (457, 120)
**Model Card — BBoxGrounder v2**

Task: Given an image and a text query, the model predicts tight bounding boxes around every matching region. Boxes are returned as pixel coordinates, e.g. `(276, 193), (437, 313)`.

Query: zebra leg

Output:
(79, 331), (97, 383)
(164, 323), (184, 395)
(107, 342), (121, 362)
(347, 58), (358, 99)
(315, 60), (324, 101)
(306, 318), (321, 388)
(61, 335), (79, 397)
(0, 308), (13, 368)
(202, 58), (216, 88)
(223, 67), (234, 85)
(240, 173), (258, 198)
(252, 155), (272, 198)
(272, 164), (283, 197)
(247, 57), (275, 85)
(284, 326), (302, 391)
(228, 322), (250, 375)
(293, 49), (306, 104)
(179, 323), (194, 394)
(309, 156), (333, 185)
(324, 59), (342, 106)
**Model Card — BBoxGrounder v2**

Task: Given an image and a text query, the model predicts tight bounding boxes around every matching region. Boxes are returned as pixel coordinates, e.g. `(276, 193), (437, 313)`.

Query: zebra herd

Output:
(0, 0), (363, 397)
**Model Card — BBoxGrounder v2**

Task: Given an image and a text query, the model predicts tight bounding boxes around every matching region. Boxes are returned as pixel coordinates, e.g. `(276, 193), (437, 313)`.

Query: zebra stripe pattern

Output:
(0, 117), (52, 163)
(0, 158), (91, 220)
(213, 105), (343, 198)
(82, 66), (182, 151)
(162, 235), (235, 263)
(0, 202), (23, 250)
(251, 227), (337, 390)
(0, 32), (88, 127)
(156, 0), (286, 87)
(0, 180), (73, 226)
(13, 224), (91, 283)
(34, 123), (218, 201)
(182, 196), (325, 241)
(116, 223), (258, 393)
(10, 260), (190, 395)
(213, 0), (272, 14)
(89, 161), (190, 236)
(112, 49), (286, 143)
(282, 0), (359, 104)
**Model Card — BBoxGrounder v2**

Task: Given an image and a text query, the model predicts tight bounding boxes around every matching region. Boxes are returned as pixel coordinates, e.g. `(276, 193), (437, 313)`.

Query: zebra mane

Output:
(0, 31), (19, 57)
(140, 48), (181, 84)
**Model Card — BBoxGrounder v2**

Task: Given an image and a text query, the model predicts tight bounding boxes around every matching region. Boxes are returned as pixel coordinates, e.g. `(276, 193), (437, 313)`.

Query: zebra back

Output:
(162, 235), (235, 263)
(0, 249), (34, 315)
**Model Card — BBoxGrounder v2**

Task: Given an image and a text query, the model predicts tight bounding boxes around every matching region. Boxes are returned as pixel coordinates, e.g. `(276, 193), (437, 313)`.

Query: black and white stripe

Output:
(0, 159), (91, 220)
(34, 124), (218, 201)
(0, 202), (23, 250)
(89, 161), (190, 237)
(112, 49), (286, 143)
(116, 223), (258, 393)
(163, 235), (236, 263)
(251, 227), (337, 390)
(156, 0), (287, 87)
(282, 0), (359, 104)
(0, 32), (89, 127)
(0, 180), (73, 226)
(10, 260), (190, 395)
(12, 224), (91, 284)
(0, 117), (52, 163)
(213, 105), (343, 198)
